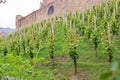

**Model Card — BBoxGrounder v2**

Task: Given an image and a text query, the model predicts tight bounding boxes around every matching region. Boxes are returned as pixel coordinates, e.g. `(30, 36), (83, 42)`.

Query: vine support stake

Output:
(107, 22), (113, 72)
(88, 15), (90, 45)
(94, 15), (97, 30)
(74, 23), (77, 75)
(38, 23), (41, 34)
(50, 21), (55, 69)
(104, 0), (108, 20)
(108, 23), (110, 45)
(90, 8), (92, 16)
(32, 30), (34, 46)
(82, 12), (84, 24)
(70, 20), (72, 34)
(88, 15), (90, 28)
(116, 0), (118, 13)
(95, 7), (97, 17)
(113, 8), (116, 20)
(94, 15), (98, 57)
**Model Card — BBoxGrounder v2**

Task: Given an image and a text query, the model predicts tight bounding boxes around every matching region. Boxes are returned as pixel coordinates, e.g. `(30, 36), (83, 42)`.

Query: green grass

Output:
(31, 36), (120, 80)
(1, 33), (120, 80)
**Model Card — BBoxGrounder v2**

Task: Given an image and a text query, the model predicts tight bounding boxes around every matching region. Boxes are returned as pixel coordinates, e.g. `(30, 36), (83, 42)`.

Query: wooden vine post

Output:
(32, 30), (35, 50)
(70, 20), (72, 34)
(51, 21), (55, 69)
(69, 20), (77, 75)
(94, 16), (97, 30)
(95, 7), (97, 17)
(90, 8), (92, 16)
(74, 23), (77, 75)
(104, 0), (107, 20)
(82, 12), (84, 24)
(24, 29), (26, 36)
(88, 15), (90, 29)
(17, 33), (21, 56)
(94, 15), (98, 57)
(88, 15), (90, 44)
(32, 30), (34, 47)
(69, 20), (78, 75)
(113, 8), (116, 39)
(4, 35), (7, 47)
(20, 33), (22, 53)
(11, 33), (14, 53)
(107, 23), (113, 64)
(81, 12), (85, 36)
(65, 17), (68, 29)
(113, 8), (116, 20)
(3, 35), (8, 56)
(39, 24), (41, 34)
(104, 7), (106, 19)
(108, 23), (110, 49)
(64, 16), (68, 39)
(19, 33), (21, 48)
(30, 30), (34, 65)
(116, 0), (118, 13)
(23, 30), (26, 55)
(12, 33), (14, 43)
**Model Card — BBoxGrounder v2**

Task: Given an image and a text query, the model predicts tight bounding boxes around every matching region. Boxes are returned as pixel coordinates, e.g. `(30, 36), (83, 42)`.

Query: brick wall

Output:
(16, 0), (103, 29)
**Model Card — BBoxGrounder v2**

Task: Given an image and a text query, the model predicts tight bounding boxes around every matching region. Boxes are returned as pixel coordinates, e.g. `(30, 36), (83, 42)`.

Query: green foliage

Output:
(0, 54), (33, 79)
(100, 72), (112, 80)
(100, 61), (120, 80)
(3, 46), (8, 56)
(0, 0), (120, 79)
(69, 47), (79, 60)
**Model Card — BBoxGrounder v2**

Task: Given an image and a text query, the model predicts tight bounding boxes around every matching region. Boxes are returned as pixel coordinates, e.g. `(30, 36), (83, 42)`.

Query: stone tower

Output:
(16, 15), (22, 29)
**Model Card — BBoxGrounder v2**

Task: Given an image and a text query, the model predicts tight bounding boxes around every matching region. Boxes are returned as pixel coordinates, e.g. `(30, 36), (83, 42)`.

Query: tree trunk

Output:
(30, 58), (33, 65)
(88, 39), (90, 46)
(95, 47), (98, 57)
(52, 57), (54, 69)
(113, 35), (116, 40)
(74, 57), (77, 75)
(51, 42), (54, 69)
(94, 43), (98, 57)
(109, 53), (112, 63)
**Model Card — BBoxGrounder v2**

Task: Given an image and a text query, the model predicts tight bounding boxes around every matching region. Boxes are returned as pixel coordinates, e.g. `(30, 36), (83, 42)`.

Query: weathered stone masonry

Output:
(16, 0), (103, 29)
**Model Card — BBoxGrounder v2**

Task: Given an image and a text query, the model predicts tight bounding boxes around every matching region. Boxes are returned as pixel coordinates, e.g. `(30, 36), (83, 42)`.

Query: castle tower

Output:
(16, 15), (22, 29)
(40, 0), (54, 8)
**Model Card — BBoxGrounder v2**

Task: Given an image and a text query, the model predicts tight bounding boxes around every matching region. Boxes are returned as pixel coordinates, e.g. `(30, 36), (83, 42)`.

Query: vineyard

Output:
(0, 0), (120, 80)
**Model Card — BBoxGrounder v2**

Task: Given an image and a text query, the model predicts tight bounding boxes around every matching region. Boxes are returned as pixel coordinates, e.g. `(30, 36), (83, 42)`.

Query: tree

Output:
(0, 0), (6, 4)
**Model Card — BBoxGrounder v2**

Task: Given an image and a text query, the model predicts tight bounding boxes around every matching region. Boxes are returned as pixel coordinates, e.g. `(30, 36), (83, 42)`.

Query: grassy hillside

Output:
(0, 0), (120, 80)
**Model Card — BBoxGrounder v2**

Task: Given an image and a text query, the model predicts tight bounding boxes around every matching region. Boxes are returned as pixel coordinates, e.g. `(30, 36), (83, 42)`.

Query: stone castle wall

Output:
(16, 0), (103, 29)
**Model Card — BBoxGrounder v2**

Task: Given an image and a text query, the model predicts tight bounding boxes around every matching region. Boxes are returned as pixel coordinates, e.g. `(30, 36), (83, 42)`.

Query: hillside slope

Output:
(0, 0), (120, 80)
(0, 27), (15, 34)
